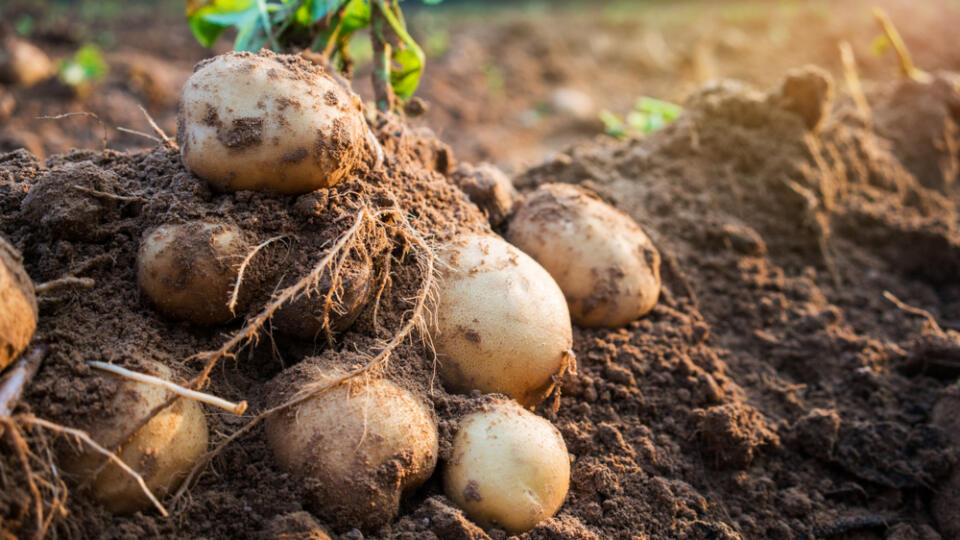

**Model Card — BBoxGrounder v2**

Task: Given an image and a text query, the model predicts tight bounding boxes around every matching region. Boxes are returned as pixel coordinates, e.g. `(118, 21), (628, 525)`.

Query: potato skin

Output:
(507, 183), (661, 328)
(63, 362), (208, 514)
(265, 370), (438, 532)
(137, 222), (248, 325)
(0, 236), (37, 371)
(444, 399), (570, 533)
(433, 234), (573, 407)
(178, 51), (366, 194)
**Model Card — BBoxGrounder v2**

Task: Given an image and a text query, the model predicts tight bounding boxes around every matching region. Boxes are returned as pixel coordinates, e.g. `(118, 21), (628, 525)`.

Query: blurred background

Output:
(1, 0), (959, 169)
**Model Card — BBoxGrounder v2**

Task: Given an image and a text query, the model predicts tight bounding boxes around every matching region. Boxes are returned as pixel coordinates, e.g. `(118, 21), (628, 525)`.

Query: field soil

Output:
(1, 1), (960, 539)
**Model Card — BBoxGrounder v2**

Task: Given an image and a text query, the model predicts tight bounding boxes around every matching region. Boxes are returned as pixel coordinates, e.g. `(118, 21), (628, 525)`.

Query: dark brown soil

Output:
(1, 61), (959, 539)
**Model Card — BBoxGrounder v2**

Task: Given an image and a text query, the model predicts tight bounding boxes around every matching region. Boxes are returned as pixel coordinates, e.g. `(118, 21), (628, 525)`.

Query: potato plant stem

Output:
(371, 3), (396, 113)
(87, 361), (248, 415)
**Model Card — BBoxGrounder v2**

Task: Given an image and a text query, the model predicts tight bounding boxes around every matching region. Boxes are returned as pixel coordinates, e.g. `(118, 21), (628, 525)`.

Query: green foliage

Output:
(14, 15), (35, 37)
(600, 97), (682, 140)
(58, 44), (109, 87)
(186, 0), (439, 105)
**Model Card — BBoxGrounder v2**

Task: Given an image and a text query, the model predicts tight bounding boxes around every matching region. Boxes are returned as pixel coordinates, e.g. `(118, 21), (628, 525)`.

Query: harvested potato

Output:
(508, 183), (661, 328)
(433, 234), (573, 407)
(444, 399), (570, 533)
(0, 37), (54, 87)
(138, 222), (250, 325)
(0, 237), (36, 372)
(451, 163), (521, 227)
(63, 361), (208, 514)
(272, 254), (374, 340)
(178, 51), (366, 194)
(265, 365), (438, 531)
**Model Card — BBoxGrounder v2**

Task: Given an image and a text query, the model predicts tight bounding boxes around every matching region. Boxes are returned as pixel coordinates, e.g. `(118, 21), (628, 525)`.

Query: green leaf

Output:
(58, 44), (108, 87)
(340, 0), (371, 33)
(422, 0), (444, 4)
(187, 0), (256, 48)
(390, 48), (422, 99)
(599, 110), (626, 139)
(309, 0), (343, 22)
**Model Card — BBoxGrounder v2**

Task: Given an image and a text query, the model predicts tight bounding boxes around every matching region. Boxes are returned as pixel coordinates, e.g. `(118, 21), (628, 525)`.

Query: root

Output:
(883, 290), (944, 334)
(34, 276), (95, 296)
(87, 361), (248, 415)
(71, 184), (144, 202)
(172, 195), (439, 502)
(16, 414), (169, 517)
(227, 235), (284, 316)
(190, 202), (372, 390)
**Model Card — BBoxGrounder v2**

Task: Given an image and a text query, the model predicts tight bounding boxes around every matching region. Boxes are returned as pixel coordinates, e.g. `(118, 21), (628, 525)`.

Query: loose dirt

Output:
(1, 61), (959, 539)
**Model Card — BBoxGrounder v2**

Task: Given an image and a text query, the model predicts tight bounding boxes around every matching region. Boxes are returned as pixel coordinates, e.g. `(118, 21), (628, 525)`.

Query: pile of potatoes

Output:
(9, 50), (664, 533)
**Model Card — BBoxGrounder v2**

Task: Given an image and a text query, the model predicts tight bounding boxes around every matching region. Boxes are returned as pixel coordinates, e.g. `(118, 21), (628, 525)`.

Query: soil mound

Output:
(1, 67), (959, 539)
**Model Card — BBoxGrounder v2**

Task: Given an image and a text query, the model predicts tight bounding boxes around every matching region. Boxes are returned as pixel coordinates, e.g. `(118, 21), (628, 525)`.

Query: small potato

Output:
(433, 234), (573, 407)
(138, 221), (250, 325)
(0, 237), (37, 371)
(508, 183), (661, 328)
(178, 51), (366, 194)
(265, 366), (438, 531)
(272, 256), (373, 340)
(444, 399), (570, 533)
(0, 37), (54, 87)
(451, 163), (521, 227)
(63, 361), (208, 514)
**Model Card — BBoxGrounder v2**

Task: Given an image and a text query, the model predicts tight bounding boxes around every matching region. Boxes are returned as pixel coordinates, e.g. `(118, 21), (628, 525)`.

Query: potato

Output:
(272, 255), (374, 340)
(177, 51), (366, 194)
(63, 361), (208, 514)
(507, 183), (661, 328)
(137, 221), (251, 325)
(0, 37), (54, 87)
(451, 163), (521, 227)
(444, 399), (570, 533)
(0, 236), (37, 372)
(433, 234), (573, 407)
(265, 366), (438, 531)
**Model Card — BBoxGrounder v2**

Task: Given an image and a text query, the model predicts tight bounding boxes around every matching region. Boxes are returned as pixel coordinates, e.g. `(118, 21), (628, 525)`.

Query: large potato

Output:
(433, 234), (573, 407)
(137, 221), (251, 325)
(508, 183), (661, 328)
(178, 51), (366, 194)
(444, 399), (570, 533)
(0, 236), (37, 371)
(63, 361), (208, 514)
(265, 366), (438, 531)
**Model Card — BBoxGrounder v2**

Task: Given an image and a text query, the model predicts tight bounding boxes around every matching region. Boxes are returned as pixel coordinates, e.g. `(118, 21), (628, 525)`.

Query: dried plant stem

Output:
(228, 235), (284, 316)
(838, 41), (871, 119)
(0, 345), (46, 418)
(138, 105), (176, 149)
(72, 184), (143, 202)
(873, 7), (930, 83)
(88, 361), (248, 415)
(16, 414), (169, 517)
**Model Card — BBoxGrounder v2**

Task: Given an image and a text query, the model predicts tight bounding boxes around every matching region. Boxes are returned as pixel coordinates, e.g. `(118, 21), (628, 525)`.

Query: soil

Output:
(0, 1), (959, 540)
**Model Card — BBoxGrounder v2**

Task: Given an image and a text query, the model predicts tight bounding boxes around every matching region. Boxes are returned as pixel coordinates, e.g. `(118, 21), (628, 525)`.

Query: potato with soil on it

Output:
(61, 361), (208, 514)
(451, 162), (521, 227)
(177, 51), (367, 194)
(432, 234), (574, 407)
(138, 221), (253, 325)
(507, 183), (661, 329)
(0, 36), (55, 87)
(271, 256), (374, 340)
(444, 399), (570, 533)
(265, 364), (438, 532)
(0, 237), (37, 372)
